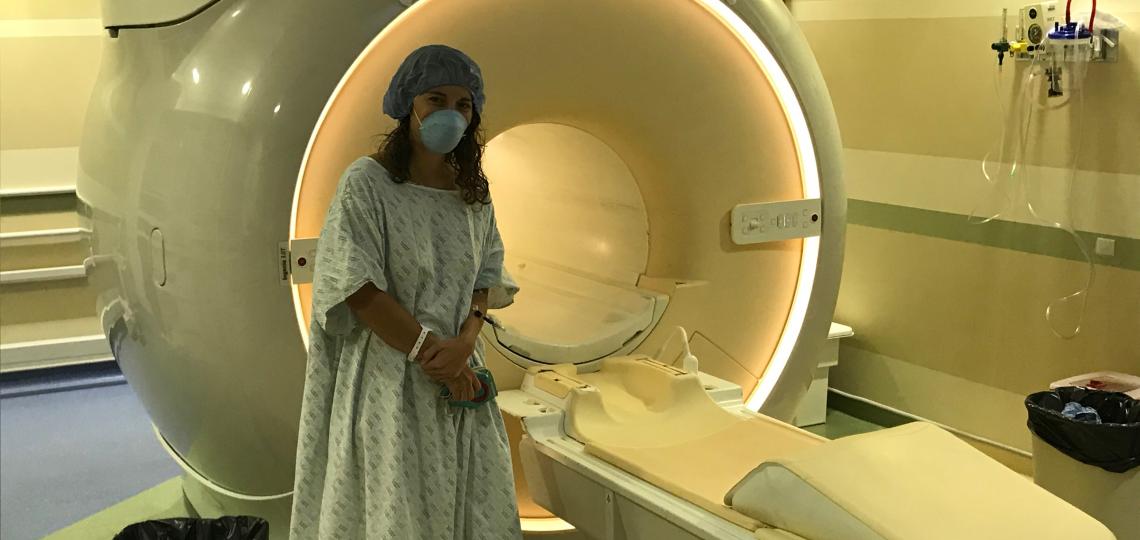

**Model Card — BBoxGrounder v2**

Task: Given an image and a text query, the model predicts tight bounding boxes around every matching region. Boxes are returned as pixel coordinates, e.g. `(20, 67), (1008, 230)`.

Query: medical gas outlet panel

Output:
(1002, 2), (1120, 63)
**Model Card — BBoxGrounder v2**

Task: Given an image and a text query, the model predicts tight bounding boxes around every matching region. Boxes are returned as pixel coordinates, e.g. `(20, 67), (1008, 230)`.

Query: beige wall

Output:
(793, 0), (1140, 452)
(0, 37), (102, 152)
(0, 1), (101, 20)
(0, 1), (103, 367)
(800, 13), (1140, 174)
(0, 1), (102, 190)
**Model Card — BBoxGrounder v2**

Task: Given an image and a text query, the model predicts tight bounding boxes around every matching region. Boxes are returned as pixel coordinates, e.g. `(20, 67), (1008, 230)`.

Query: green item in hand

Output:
(440, 366), (498, 408)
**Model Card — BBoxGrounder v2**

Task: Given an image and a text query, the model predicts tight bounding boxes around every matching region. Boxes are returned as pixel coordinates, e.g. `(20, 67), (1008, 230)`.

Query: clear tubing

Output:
(1022, 44), (1094, 339)
(974, 44), (1095, 339)
(971, 52), (1043, 225)
(972, 64), (1014, 225)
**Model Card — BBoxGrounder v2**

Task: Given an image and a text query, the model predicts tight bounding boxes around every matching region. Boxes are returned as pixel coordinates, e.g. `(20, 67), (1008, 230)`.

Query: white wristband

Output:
(408, 326), (430, 362)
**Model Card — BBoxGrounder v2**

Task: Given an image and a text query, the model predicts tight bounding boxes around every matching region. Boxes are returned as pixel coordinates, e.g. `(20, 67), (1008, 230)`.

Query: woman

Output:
(289, 45), (522, 539)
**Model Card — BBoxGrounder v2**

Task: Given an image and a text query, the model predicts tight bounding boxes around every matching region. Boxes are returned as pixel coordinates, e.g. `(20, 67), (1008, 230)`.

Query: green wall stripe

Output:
(0, 192), (77, 215)
(847, 199), (1140, 272)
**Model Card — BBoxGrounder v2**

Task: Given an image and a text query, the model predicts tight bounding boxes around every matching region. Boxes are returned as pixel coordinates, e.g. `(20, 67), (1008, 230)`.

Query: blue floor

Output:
(0, 369), (181, 540)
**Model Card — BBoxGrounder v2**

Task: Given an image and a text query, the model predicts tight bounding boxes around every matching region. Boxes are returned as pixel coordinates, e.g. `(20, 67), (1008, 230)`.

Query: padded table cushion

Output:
(567, 357), (823, 530)
(586, 417), (823, 530)
(725, 422), (1118, 540)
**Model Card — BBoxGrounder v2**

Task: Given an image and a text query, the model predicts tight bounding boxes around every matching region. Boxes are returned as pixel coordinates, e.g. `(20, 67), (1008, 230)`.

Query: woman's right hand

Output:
(442, 367), (481, 402)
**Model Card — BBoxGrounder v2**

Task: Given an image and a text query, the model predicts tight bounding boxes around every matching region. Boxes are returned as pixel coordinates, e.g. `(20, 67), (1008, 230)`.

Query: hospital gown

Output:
(289, 157), (522, 539)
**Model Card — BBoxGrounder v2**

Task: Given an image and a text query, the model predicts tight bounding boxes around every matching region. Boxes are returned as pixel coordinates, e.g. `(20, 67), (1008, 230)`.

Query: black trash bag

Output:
(113, 516), (268, 540)
(1026, 387), (1140, 473)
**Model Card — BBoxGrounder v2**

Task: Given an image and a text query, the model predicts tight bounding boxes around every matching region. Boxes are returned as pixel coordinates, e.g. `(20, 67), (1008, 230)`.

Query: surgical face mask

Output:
(415, 109), (468, 154)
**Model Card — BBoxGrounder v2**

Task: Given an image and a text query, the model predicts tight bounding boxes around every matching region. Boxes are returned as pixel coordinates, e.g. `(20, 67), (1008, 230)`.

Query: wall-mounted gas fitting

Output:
(992, 9), (1014, 66)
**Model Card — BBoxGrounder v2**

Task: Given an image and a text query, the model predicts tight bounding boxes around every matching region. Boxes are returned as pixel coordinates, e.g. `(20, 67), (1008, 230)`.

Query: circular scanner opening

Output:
(291, 0), (807, 385)
(481, 123), (664, 366)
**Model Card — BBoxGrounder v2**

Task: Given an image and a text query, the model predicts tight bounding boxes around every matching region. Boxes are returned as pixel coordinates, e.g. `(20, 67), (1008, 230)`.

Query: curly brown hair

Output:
(373, 112), (491, 205)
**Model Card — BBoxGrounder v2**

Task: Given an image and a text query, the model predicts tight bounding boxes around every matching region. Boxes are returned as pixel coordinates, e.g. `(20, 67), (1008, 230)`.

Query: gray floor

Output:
(0, 382), (181, 540)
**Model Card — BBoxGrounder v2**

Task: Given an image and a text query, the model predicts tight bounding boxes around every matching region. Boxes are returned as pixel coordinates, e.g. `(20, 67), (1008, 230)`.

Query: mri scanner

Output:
(77, 0), (1117, 538)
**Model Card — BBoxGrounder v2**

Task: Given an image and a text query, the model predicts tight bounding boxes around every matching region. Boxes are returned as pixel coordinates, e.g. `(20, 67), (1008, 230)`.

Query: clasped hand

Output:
(418, 334), (480, 402)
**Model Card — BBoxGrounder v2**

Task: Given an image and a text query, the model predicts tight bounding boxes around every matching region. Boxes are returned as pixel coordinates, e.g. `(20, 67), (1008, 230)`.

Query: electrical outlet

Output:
(1095, 237), (1116, 257)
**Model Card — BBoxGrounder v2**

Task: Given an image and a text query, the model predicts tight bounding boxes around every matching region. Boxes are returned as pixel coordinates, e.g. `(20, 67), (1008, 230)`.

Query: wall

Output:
(0, 0), (102, 190)
(0, 0), (108, 370)
(791, 0), (1140, 452)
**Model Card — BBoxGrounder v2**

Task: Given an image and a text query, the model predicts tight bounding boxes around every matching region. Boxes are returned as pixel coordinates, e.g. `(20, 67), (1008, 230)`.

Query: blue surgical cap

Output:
(382, 45), (486, 119)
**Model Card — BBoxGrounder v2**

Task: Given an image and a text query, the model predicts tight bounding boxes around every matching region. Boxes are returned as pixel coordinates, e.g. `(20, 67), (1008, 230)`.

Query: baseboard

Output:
(828, 388), (1035, 475)
(0, 360), (125, 399)
(827, 389), (912, 428)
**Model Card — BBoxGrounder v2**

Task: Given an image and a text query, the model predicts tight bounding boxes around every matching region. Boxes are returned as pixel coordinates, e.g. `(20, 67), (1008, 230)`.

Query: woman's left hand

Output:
(419, 334), (476, 381)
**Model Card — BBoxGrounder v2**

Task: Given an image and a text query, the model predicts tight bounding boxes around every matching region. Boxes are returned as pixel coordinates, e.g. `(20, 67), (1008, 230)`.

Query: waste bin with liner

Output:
(114, 516), (269, 540)
(1026, 386), (1139, 540)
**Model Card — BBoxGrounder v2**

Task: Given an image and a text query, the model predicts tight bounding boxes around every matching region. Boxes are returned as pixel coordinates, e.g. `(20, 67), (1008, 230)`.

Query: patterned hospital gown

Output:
(289, 157), (522, 539)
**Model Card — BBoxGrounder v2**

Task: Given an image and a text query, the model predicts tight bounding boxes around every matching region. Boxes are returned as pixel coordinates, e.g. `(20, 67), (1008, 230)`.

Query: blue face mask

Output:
(415, 109), (468, 154)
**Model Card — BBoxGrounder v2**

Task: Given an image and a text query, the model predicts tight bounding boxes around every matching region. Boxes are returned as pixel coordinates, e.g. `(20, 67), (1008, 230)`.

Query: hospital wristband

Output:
(408, 326), (431, 362)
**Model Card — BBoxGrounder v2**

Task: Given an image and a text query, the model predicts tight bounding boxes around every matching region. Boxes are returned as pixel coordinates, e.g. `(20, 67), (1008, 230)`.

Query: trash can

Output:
(114, 516), (269, 540)
(1026, 387), (1140, 540)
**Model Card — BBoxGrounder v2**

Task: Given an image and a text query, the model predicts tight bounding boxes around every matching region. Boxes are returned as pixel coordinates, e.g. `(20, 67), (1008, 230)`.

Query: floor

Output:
(46, 478), (193, 540)
(802, 408), (890, 440)
(1, 370), (889, 540)
(0, 370), (182, 540)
